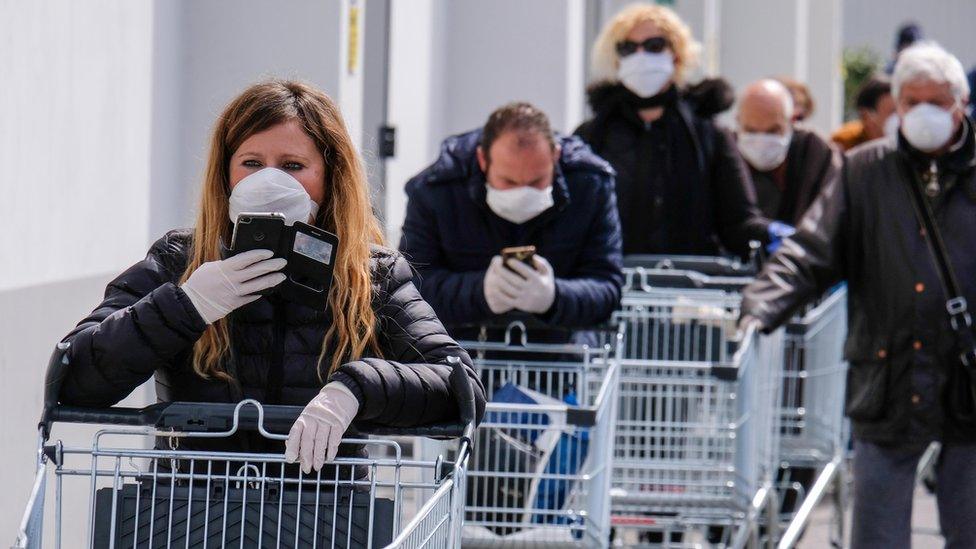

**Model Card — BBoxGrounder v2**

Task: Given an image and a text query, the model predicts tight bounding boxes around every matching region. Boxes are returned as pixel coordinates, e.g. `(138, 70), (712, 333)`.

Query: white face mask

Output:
(737, 131), (792, 172)
(228, 167), (319, 226)
(901, 102), (956, 152)
(617, 52), (674, 98)
(883, 112), (900, 141)
(485, 184), (554, 225)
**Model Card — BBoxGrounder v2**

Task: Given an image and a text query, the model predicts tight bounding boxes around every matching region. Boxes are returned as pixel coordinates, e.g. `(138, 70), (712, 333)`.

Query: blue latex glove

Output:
(766, 221), (796, 254)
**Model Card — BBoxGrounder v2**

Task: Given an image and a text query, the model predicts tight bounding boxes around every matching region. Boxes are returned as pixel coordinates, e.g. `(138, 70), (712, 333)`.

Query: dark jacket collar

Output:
(583, 81), (708, 173)
(585, 82), (677, 129)
(585, 79), (734, 122)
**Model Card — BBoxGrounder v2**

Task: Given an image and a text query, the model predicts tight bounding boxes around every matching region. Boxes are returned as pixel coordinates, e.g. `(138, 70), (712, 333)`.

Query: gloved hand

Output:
(737, 314), (765, 337)
(484, 255), (518, 314)
(285, 381), (360, 473)
(180, 249), (287, 324)
(766, 221), (796, 254)
(504, 255), (557, 314)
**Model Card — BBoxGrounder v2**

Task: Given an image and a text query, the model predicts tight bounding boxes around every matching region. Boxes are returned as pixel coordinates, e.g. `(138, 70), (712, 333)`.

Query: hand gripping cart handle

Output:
(14, 343), (477, 549)
(39, 341), (477, 440)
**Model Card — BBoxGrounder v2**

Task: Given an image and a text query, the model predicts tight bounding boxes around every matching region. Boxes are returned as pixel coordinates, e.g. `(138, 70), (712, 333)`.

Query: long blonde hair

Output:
(590, 3), (701, 85)
(181, 80), (385, 381)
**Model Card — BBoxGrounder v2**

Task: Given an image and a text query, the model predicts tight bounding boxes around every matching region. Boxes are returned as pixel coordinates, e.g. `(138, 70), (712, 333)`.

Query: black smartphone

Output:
(229, 214), (339, 308)
(230, 213), (287, 258)
(278, 222), (339, 310)
(230, 213), (287, 295)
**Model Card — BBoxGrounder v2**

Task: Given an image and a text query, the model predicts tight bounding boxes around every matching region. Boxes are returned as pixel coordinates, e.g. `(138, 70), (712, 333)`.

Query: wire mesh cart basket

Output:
(13, 346), (476, 549)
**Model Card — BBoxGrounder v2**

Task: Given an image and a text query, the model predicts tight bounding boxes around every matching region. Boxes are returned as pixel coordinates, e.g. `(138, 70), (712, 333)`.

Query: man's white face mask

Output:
(228, 167), (319, 226)
(485, 184), (554, 225)
(737, 131), (793, 172)
(617, 51), (675, 98)
(901, 102), (957, 152)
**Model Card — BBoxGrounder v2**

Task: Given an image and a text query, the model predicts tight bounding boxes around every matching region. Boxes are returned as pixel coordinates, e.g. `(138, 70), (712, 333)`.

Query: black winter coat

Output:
(575, 82), (770, 258)
(58, 229), (487, 456)
(398, 129), (624, 334)
(742, 118), (976, 444)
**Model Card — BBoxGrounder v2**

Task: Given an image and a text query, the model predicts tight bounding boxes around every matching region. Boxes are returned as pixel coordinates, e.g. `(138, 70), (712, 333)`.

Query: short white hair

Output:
(892, 41), (970, 101)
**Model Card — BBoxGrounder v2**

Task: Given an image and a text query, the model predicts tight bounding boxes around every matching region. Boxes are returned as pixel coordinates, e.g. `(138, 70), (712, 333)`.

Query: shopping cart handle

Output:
(41, 346), (476, 440)
(48, 402), (471, 438)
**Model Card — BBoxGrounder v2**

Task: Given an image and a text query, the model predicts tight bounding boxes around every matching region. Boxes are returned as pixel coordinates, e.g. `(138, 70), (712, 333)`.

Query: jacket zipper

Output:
(266, 298), (286, 405)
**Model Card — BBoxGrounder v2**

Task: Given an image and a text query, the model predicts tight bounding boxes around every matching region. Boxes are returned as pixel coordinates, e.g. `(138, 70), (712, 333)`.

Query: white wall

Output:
(0, 0), (157, 540)
(441, 0), (582, 136)
(0, 0), (154, 292)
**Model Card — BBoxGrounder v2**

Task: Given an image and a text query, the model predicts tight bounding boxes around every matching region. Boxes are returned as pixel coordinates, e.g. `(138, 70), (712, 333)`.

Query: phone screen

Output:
(293, 231), (334, 264)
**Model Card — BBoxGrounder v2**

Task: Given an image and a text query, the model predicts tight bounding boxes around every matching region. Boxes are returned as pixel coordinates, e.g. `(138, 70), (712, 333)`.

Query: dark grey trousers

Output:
(852, 439), (976, 549)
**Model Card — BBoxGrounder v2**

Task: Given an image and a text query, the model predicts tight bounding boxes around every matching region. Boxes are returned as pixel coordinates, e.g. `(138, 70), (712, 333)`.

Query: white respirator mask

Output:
(485, 184), (554, 224)
(901, 102), (957, 152)
(228, 167), (319, 226)
(617, 51), (675, 98)
(737, 131), (793, 172)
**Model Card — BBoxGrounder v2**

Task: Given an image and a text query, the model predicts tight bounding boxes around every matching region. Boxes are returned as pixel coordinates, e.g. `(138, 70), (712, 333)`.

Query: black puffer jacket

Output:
(59, 229), (487, 455)
(575, 81), (770, 258)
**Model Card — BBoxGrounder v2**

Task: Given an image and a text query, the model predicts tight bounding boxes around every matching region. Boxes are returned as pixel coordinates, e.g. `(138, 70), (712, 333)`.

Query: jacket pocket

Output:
(844, 359), (889, 422)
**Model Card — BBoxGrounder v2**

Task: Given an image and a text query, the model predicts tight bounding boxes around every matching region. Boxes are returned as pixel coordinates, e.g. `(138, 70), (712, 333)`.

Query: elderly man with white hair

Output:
(736, 79), (842, 229)
(740, 42), (976, 549)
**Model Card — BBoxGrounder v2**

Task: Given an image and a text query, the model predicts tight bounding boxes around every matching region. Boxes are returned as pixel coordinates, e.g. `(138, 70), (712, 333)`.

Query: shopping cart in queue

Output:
(775, 286), (849, 549)
(456, 321), (620, 548)
(13, 344), (476, 549)
(612, 266), (782, 548)
(614, 257), (848, 548)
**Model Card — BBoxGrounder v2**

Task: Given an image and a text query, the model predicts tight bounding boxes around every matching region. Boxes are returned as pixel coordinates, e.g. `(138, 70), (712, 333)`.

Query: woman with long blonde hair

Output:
(576, 3), (776, 259)
(58, 79), (485, 473)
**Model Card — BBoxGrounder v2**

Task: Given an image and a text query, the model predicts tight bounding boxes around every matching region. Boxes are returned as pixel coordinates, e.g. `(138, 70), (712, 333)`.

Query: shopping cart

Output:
(775, 287), (849, 549)
(611, 278), (783, 548)
(13, 344), (476, 549)
(617, 257), (849, 548)
(457, 321), (620, 548)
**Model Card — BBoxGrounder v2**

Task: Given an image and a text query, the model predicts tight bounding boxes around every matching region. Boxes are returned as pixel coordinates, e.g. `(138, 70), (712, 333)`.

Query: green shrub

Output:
(842, 46), (884, 120)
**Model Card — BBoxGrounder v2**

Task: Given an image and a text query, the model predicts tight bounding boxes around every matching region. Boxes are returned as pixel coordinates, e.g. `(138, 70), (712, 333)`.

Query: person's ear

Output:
(476, 146), (488, 174)
(551, 144), (562, 164)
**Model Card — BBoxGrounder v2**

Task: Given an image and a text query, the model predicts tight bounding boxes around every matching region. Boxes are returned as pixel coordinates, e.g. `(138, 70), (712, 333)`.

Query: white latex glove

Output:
(483, 255), (519, 314)
(284, 381), (360, 473)
(180, 249), (287, 324)
(504, 255), (557, 314)
(737, 314), (765, 339)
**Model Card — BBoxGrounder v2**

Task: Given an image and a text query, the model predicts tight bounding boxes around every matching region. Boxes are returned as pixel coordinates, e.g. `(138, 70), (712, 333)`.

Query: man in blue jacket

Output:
(399, 102), (624, 336)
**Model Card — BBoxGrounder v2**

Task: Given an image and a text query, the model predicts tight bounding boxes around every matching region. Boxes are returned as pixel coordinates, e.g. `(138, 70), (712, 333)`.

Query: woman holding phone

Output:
(57, 80), (486, 473)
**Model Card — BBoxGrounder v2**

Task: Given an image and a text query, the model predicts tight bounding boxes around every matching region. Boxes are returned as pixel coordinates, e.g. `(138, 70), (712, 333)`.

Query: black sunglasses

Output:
(616, 36), (670, 57)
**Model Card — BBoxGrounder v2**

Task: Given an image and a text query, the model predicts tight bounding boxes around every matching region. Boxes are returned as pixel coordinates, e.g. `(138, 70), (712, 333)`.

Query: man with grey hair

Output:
(736, 79), (841, 228)
(740, 42), (976, 548)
